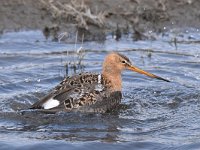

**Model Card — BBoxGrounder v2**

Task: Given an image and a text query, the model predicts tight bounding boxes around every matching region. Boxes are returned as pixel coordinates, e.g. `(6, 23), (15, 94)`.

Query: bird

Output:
(30, 52), (170, 113)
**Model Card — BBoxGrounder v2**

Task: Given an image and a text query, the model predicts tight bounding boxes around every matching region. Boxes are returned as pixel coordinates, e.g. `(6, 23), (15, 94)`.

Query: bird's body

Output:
(30, 52), (169, 113)
(31, 73), (122, 113)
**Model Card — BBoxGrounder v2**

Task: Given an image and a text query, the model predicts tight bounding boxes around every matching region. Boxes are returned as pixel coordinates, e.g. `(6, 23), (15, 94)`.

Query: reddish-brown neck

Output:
(102, 71), (122, 92)
(102, 55), (123, 91)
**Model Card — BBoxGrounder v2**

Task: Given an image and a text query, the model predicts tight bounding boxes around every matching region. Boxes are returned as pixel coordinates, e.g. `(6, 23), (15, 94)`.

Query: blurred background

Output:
(0, 0), (200, 150)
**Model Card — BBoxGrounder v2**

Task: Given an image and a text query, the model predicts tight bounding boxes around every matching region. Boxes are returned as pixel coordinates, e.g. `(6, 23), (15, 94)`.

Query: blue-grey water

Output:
(0, 30), (200, 150)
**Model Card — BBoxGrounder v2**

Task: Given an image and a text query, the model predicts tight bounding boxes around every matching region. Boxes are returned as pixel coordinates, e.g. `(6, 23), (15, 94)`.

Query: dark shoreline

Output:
(1, 0), (200, 41)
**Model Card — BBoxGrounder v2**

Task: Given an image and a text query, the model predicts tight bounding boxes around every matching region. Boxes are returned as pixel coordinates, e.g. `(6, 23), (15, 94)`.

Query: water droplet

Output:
(187, 0), (192, 4)
(77, 47), (83, 53)
(24, 78), (30, 83)
(35, 87), (39, 93)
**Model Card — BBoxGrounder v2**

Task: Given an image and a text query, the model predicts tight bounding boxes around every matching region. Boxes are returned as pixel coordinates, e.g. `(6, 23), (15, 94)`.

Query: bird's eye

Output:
(121, 60), (126, 64)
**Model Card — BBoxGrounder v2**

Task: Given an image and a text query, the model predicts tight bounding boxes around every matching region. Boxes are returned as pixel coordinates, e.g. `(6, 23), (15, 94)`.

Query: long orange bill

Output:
(128, 65), (170, 82)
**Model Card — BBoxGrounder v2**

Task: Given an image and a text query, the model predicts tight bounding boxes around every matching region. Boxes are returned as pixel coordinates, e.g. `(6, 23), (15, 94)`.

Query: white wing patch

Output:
(42, 98), (60, 109)
(95, 74), (103, 92)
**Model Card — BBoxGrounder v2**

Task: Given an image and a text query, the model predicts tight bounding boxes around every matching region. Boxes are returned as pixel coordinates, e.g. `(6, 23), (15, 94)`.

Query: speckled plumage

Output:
(30, 52), (169, 113)
(30, 73), (122, 113)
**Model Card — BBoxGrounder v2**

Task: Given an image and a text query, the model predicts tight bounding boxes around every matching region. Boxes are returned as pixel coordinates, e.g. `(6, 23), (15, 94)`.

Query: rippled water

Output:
(0, 30), (200, 150)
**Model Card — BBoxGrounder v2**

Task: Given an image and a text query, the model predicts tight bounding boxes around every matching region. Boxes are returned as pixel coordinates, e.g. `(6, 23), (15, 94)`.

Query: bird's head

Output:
(102, 52), (170, 82)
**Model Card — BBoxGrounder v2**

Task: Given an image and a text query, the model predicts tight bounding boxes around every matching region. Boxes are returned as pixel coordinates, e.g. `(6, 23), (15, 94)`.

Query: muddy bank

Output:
(0, 0), (200, 41)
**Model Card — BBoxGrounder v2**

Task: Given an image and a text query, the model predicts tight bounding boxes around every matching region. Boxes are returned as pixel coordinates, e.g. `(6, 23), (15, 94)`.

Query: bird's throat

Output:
(102, 71), (122, 92)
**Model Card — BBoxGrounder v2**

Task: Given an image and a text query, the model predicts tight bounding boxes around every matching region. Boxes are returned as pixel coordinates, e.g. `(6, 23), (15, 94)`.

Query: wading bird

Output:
(30, 52), (169, 113)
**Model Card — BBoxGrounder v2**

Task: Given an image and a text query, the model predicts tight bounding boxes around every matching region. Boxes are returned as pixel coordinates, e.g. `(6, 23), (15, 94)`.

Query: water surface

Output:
(0, 30), (200, 150)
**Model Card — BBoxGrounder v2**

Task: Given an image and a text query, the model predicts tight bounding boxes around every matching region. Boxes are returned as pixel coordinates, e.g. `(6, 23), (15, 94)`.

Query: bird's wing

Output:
(30, 73), (122, 113)
(30, 73), (99, 110)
